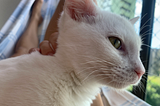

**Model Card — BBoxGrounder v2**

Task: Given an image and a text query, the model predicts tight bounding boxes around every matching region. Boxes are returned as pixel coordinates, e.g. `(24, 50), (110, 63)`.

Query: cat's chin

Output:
(104, 78), (140, 89)
(100, 74), (140, 89)
(131, 78), (141, 86)
(101, 80), (129, 89)
(109, 83), (129, 89)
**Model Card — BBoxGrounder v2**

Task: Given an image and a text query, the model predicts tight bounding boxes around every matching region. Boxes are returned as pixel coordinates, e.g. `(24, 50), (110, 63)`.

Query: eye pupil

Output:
(115, 40), (120, 48)
(109, 37), (122, 50)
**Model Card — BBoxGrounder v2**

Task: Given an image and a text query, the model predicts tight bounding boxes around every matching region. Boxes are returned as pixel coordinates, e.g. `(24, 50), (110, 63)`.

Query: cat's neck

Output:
(52, 56), (101, 106)
(32, 53), (101, 106)
(51, 70), (101, 106)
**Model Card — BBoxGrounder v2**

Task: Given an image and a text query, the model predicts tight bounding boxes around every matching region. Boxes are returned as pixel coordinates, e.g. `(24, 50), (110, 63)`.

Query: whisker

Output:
(142, 76), (147, 80)
(142, 60), (149, 63)
(77, 66), (96, 75)
(81, 60), (115, 66)
(142, 44), (151, 48)
(88, 74), (112, 82)
(141, 28), (153, 36)
(142, 74), (148, 79)
(140, 25), (151, 32)
(95, 77), (114, 85)
(80, 60), (109, 66)
(141, 13), (148, 21)
(76, 54), (111, 63)
(140, 18), (151, 31)
(82, 70), (102, 82)
(82, 69), (111, 82)
(78, 55), (116, 66)
(141, 34), (152, 43)
(77, 65), (111, 75)
(141, 33), (152, 39)
(138, 81), (145, 93)
(142, 76), (149, 80)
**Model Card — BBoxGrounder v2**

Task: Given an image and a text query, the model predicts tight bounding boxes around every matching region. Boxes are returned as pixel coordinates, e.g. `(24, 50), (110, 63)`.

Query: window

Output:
(146, 0), (160, 105)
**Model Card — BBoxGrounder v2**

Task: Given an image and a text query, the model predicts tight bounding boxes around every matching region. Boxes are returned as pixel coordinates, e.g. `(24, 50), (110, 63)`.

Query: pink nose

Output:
(135, 68), (145, 79)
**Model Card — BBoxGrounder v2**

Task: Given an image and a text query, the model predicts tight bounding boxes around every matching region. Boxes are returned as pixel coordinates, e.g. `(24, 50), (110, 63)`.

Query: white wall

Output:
(0, 0), (21, 29)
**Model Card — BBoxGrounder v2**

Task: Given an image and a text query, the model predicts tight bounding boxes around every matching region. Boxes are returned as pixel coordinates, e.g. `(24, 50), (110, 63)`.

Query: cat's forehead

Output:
(96, 11), (142, 50)
(98, 11), (134, 36)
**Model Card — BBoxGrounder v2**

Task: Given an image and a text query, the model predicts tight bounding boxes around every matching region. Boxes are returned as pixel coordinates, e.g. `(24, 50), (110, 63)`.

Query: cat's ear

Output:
(64, 0), (97, 22)
(130, 16), (139, 24)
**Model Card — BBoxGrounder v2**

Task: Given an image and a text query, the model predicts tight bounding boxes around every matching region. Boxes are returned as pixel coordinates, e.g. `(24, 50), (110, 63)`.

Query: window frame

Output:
(132, 0), (156, 101)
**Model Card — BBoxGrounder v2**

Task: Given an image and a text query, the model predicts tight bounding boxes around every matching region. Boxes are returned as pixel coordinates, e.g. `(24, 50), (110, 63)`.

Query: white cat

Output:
(0, 0), (145, 106)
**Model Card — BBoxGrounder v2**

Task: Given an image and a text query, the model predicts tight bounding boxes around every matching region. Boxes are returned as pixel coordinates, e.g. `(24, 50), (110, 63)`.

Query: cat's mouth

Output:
(109, 72), (139, 88)
(131, 75), (140, 85)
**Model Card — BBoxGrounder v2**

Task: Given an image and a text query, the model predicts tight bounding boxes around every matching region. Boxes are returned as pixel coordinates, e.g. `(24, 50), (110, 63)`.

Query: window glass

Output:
(147, 0), (160, 105)
(97, 0), (142, 32)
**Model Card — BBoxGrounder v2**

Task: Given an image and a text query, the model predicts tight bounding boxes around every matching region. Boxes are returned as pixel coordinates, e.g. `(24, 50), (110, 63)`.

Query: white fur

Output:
(0, 0), (145, 106)
(0, 53), (100, 106)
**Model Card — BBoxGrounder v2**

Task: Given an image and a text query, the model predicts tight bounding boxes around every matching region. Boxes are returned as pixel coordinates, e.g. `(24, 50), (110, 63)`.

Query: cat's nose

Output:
(134, 67), (145, 79)
(133, 58), (145, 79)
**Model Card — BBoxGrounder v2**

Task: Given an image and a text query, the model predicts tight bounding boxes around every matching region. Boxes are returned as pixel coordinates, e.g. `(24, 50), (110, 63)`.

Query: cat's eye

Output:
(109, 37), (122, 50)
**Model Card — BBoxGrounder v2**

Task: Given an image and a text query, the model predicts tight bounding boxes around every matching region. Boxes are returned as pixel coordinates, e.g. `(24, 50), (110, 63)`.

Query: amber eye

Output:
(109, 37), (122, 49)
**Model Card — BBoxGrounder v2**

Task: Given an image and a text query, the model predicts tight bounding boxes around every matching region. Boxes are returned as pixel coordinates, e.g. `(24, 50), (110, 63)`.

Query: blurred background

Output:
(0, 0), (20, 29)
(97, 0), (160, 106)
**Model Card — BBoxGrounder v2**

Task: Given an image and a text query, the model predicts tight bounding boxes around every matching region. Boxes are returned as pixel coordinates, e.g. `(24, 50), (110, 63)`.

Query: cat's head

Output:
(56, 0), (145, 89)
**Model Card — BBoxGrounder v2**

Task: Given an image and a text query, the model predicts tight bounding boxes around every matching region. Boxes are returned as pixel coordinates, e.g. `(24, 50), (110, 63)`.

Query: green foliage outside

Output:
(146, 49), (160, 106)
(127, 85), (133, 92)
(146, 76), (160, 106)
(127, 76), (160, 106)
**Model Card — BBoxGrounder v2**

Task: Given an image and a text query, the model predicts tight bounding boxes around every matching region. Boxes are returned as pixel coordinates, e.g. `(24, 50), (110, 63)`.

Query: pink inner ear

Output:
(65, 0), (96, 21)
